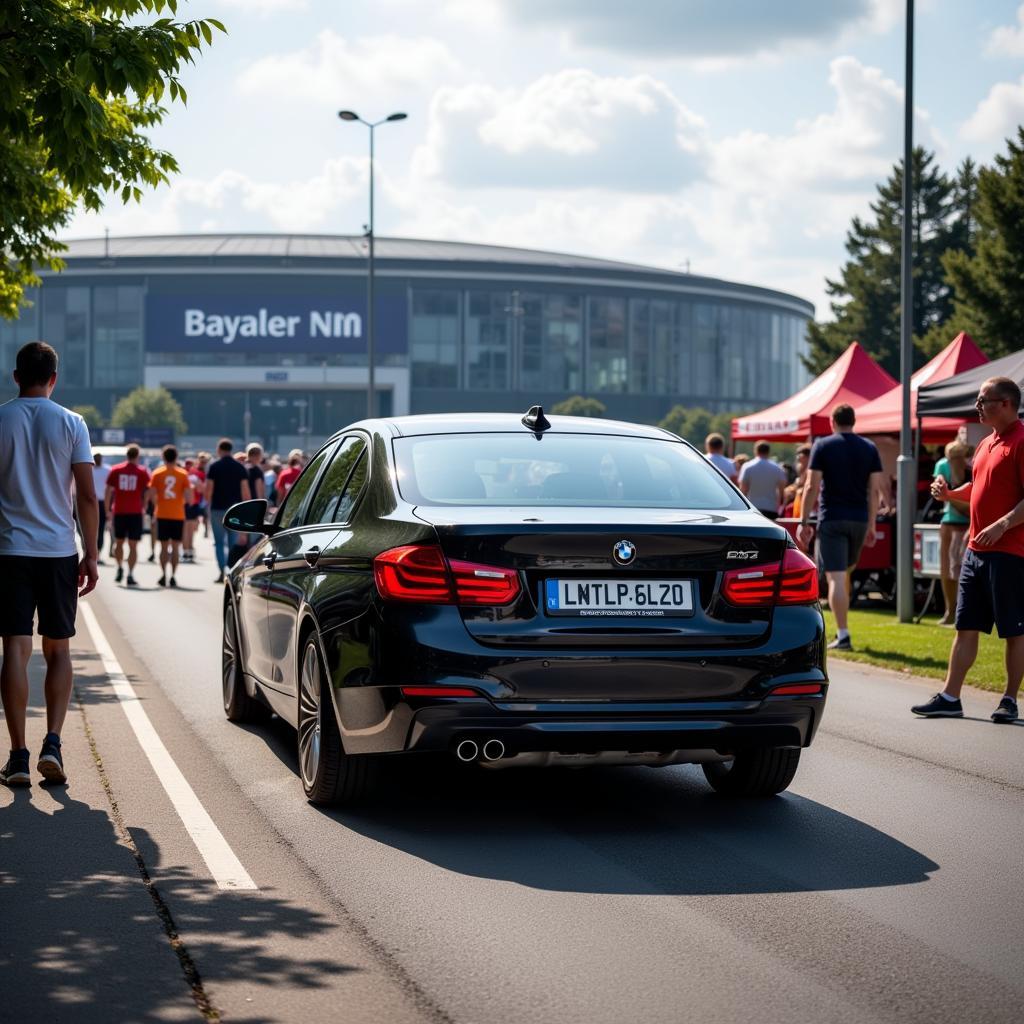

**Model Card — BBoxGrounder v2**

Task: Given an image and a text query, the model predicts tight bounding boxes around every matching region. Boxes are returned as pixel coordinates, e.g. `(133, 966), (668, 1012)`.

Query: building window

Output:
(628, 299), (649, 393)
(93, 285), (143, 388)
(650, 300), (678, 395)
(41, 285), (89, 388)
(542, 293), (582, 393)
(465, 291), (509, 390)
(411, 290), (459, 388)
(0, 290), (39, 381)
(586, 296), (627, 393)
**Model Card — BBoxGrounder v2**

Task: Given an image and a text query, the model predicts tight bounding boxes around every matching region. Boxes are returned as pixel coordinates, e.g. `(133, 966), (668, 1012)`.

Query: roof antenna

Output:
(521, 404), (551, 435)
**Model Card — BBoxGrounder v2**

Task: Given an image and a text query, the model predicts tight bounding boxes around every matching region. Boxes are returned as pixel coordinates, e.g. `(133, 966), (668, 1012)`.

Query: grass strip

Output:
(824, 608), (1008, 692)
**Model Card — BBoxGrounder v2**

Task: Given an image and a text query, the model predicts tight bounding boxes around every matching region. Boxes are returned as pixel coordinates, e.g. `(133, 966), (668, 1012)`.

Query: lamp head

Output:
(338, 110), (359, 121)
(386, 112), (408, 122)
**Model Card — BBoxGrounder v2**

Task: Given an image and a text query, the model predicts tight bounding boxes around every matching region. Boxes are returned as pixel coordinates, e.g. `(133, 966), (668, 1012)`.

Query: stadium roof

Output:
(55, 233), (814, 313)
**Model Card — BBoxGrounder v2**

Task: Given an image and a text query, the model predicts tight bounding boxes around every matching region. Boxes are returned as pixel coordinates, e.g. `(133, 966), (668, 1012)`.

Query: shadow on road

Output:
(319, 758), (938, 897)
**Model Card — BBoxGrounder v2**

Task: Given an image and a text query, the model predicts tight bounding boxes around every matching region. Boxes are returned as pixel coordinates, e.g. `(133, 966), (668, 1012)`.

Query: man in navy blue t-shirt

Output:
(797, 404), (885, 651)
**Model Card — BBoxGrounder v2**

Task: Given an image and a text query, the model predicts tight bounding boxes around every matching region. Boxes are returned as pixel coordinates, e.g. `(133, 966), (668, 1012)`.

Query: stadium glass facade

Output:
(0, 234), (813, 451)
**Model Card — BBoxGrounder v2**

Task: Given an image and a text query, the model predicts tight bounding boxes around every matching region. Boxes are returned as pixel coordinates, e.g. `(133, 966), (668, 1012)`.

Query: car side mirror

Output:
(223, 499), (273, 534)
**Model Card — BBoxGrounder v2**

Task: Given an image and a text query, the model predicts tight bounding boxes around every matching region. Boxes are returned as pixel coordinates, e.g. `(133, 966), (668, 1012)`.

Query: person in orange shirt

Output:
(146, 445), (192, 588)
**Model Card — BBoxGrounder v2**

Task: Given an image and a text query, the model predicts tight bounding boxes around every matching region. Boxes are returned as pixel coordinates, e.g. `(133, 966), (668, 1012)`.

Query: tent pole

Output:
(896, 0), (916, 623)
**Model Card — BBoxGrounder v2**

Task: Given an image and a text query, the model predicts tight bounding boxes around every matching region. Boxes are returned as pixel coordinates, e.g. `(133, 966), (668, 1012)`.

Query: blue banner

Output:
(145, 291), (407, 354)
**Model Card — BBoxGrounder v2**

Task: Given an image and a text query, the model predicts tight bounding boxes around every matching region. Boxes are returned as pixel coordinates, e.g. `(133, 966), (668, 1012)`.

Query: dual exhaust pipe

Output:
(455, 738), (506, 762)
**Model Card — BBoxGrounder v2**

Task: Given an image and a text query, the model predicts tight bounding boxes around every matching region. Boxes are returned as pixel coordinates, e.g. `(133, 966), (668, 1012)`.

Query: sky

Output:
(66, 0), (1024, 319)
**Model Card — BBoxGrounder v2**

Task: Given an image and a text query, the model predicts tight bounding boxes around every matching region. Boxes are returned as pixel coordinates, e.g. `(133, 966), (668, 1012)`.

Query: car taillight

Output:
(771, 683), (824, 695)
(401, 686), (480, 698)
(721, 547), (818, 607)
(374, 544), (521, 606)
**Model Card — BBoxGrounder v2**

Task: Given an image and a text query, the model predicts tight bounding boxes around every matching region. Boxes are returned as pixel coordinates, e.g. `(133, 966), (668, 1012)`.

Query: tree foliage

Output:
(71, 403), (105, 428)
(805, 148), (977, 377)
(0, 1), (225, 318)
(938, 128), (1024, 360)
(550, 395), (607, 417)
(110, 386), (187, 434)
(658, 405), (737, 447)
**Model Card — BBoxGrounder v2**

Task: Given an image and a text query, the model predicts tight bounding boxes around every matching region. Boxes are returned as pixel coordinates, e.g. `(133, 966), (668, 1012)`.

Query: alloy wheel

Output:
(298, 642), (322, 787)
(222, 604), (238, 710)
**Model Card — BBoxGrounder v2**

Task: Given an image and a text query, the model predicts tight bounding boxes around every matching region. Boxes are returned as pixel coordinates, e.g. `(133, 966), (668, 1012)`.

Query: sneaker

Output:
(0, 749), (31, 787)
(147, 553), (156, 563)
(169, 577), (178, 588)
(828, 635), (853, 651)
(115, 566), (124, 583)
(911, 693), (964, 718)
(214, 572), (224, 584)
(126, 575), (138, 587)
(37, 735), (66, 784)
(991, 697), (1019, 724)
(157, 576), (167, 587)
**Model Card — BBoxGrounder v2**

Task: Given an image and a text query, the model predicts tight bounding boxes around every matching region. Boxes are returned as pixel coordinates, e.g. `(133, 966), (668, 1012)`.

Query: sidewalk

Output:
(0, 641), (198, 1023)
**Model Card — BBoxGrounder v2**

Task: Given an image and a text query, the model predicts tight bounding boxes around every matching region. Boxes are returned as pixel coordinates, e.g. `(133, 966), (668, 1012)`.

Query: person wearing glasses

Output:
(916, 376), (1024, 723)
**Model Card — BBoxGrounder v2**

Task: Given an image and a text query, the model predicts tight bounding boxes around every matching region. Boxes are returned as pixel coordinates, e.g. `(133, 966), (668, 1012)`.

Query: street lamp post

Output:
(338, 110), (408, 419)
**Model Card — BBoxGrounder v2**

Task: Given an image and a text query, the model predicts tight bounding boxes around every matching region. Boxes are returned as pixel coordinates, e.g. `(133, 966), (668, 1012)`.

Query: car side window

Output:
(334, 450), (368, 523)
(306, 436), (366, 525)
(276, 444), (335, 531)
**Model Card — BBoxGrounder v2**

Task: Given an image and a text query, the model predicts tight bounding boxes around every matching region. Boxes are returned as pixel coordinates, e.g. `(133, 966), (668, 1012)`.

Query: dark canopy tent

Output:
(917, 348), (1024, 419)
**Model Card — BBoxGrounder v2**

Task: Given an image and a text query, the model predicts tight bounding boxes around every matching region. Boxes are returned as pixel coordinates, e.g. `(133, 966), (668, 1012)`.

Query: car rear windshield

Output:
(393, 433), (747, 510)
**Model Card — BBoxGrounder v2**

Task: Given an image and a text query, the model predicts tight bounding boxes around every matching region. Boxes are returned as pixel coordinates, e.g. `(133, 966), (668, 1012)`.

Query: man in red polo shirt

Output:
(915, 376), (1024, 723)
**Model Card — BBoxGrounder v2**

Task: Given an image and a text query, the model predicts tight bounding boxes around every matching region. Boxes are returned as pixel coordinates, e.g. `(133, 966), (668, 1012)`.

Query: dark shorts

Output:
(817, 518), (868, 572)
(156, 518), (184, 542)
(955, 548), (1024, 638)
(0, 555), (79, 639)
(113, 513), (144, 541)
(185, 504), (201, 521)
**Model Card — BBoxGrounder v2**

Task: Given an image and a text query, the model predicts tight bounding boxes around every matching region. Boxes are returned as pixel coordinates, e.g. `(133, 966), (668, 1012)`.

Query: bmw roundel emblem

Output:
(613, 539), (636, 565)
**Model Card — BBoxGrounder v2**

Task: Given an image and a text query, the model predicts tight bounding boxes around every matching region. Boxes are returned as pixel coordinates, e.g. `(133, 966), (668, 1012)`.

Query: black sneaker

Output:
(126, 575), (138, 587)
(991, 697), (1019, 723)
(1, 750), (31, 787)
(828, 635), (853, 651)
(37, 735), (66, 784)
(911, 693), (964, 718)
(115, 566), (124, 583)
(214, 572), (224, 584)
(157, 576), (167, 587)
(169, 577), (178, 588)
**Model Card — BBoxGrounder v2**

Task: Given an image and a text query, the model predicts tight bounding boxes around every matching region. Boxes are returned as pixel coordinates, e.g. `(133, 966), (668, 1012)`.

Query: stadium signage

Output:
(184, 307), (362, 345)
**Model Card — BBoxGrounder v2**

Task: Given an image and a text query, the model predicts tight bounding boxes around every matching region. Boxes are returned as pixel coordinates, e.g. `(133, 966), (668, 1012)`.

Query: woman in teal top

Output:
(933, 440), (971, 625)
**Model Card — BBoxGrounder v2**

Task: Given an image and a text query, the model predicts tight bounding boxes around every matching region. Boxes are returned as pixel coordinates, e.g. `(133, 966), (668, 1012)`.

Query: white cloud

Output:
(414, 69), (707, 191)
(214, 0), (308, 14)
(986, 4), (1024, 57)
(236, 31), (464, 104)
(961, 75), (1024, 142)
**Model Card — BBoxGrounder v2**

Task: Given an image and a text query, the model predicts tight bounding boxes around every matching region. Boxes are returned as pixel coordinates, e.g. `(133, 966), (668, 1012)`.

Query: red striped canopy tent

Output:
(855, 333), (988, 442)
(732, 341), (896, 442)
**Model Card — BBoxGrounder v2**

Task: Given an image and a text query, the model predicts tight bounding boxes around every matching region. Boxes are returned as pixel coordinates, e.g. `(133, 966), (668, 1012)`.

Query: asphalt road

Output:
(3, 552), (1023, 1024)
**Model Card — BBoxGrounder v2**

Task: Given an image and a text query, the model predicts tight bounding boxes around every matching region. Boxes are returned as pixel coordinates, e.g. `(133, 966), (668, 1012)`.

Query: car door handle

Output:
(261, 552), (277, 568)
(304, 546), (321, 568)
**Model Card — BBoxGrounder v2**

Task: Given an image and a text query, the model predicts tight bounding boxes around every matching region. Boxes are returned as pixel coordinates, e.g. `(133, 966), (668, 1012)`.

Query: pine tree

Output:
(939, 129), (1024, 359)
(805, 149), (973, 376)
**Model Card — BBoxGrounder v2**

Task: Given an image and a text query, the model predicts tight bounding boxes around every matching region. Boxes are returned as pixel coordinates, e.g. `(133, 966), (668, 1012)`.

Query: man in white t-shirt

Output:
(92, 452), (110, 564)
(0, 342), (99, 787)
(704, 432), (738, 483)
(739, 440), (788, 520)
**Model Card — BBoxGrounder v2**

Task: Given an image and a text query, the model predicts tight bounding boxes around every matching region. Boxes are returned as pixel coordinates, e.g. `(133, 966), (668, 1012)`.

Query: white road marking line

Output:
(81, 601), (258, 891)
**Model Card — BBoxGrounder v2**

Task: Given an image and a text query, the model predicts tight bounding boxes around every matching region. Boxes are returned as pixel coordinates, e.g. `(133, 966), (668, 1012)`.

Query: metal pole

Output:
(367, 122), (376, 420)
(896, 0), (916, 622)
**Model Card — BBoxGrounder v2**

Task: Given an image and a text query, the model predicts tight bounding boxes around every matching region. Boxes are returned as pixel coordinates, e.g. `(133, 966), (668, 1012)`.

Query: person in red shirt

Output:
(917, 376), (1024, 723)
(273, 449), (305, 505)
(183, 457), (206, 563)
(104, 443), (150, 586)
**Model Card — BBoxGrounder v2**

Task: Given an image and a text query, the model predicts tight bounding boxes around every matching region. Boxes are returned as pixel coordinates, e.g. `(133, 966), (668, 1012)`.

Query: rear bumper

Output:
(403, 693), (826, 755)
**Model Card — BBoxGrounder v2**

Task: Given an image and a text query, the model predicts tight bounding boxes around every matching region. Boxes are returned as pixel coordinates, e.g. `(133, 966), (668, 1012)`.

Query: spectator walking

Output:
(92, 452), (110, 564)
(933, 440), (971, 626)
(146, 445), (192, 588)
(204, 438), (250, 584)
(274, 449), (305, 503)
(790, 445), (812, 519)
(914, 377), (1024, 724)
(797, 404), (883, 651)
(0, 342), (99, 787)
(739, 441), (787, 519)
(704, 433), (738, 483)
(182, 458), (203, 563)
(105, 443), (150, 587)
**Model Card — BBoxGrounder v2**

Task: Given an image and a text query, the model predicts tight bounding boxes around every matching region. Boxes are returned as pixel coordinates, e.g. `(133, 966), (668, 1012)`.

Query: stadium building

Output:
(0, 234), (813, 451)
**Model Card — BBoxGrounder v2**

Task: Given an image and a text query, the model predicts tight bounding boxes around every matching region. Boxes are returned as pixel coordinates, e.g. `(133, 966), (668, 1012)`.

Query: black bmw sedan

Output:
(222, 409), (827, 805)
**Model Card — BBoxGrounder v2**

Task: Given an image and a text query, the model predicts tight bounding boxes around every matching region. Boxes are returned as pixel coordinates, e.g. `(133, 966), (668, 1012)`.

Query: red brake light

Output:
(401, 686), (479, 698)
(771, 683), (824, 696)
(374, 545), (453, 602)
(721, 547), (819, 607)
(374, 545), (520, 606)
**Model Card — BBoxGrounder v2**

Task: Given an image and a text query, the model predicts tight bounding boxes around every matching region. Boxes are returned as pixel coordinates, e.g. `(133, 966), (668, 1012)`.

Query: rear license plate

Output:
(544, 579), (695, 617)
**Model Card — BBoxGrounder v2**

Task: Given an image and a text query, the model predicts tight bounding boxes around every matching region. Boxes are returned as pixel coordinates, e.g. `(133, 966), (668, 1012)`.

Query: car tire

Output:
(297, 635), (377, 806)
(702, 747), (801, 797)
(222, 600), (262, 723)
